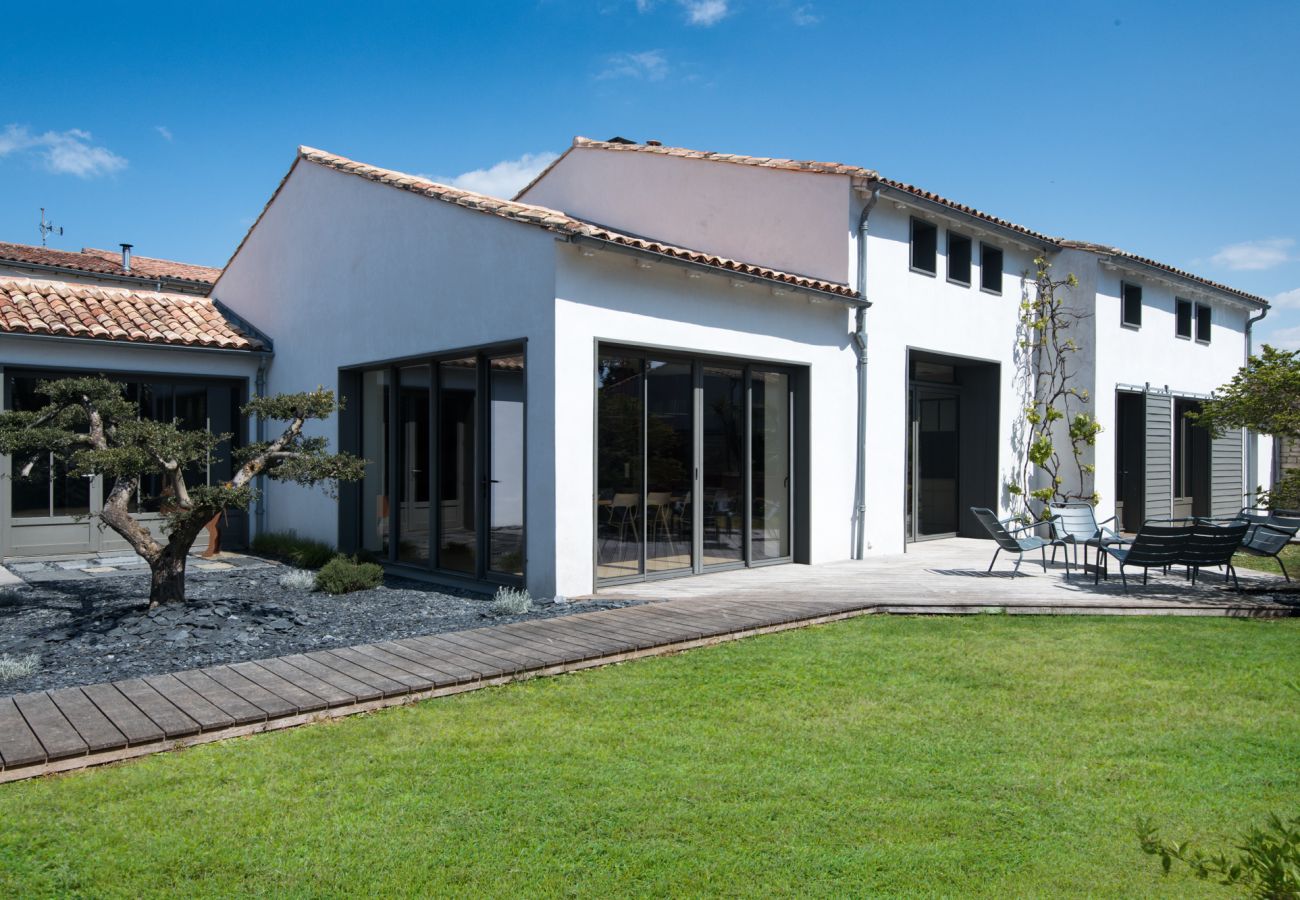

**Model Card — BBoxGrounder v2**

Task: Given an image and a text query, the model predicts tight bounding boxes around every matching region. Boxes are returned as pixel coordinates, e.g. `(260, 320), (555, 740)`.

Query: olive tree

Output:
(0, 376), (365, 606)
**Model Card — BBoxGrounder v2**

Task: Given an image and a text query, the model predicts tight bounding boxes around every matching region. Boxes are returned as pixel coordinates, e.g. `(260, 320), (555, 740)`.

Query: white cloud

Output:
(1270, 287), (1300, 309)
(155, 125), (173, 142)
(680, 0), (729, 25)
(0, 124), (127, 178)
(1260, 323), (1300, 351)
(635, 0), (654, 10)
(791, 4), (820, 24)
(1210, 237), (1294, 271)
(598, 49), (669, 81)
(440, 151), (560, 199)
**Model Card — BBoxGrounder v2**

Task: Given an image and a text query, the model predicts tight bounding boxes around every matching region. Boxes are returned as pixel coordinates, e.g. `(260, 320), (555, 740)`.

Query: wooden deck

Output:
(1, 538), (1292, 783)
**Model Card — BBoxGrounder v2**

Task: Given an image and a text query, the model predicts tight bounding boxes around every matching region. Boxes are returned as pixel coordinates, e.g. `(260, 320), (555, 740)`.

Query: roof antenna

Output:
(38, 208), (63, 246)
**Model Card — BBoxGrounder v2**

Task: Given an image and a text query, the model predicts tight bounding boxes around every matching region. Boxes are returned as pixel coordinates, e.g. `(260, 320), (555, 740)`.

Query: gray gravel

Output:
(0, 561), (648, 696)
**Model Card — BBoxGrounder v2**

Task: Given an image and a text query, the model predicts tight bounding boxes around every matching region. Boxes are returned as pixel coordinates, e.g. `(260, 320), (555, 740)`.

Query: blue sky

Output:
(2, 0), (1298, 346)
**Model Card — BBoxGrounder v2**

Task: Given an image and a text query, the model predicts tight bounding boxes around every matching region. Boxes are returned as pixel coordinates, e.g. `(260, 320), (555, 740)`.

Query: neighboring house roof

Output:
(0, 241), (221, 288)
(0, 277), (264, 350)
(222, 146), (858, 301)
(537, 137), (1267, 308)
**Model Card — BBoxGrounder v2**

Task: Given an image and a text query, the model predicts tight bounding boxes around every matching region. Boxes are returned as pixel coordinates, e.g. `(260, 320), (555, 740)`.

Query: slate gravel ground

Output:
(0, 561), (647, 696)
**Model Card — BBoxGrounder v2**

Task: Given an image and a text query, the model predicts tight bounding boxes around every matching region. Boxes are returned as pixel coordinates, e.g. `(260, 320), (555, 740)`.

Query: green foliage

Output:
(0, 375), (365, 605)
(251, 531), (337, 570)
(315, 556), (384, 595)
(1261, 469), (1300, 512)
(1192, 345), (1300, 439)
(489, 586), (533, 616)
(1138, 814), (1300, 898)
(1010, 256), (1100, 518)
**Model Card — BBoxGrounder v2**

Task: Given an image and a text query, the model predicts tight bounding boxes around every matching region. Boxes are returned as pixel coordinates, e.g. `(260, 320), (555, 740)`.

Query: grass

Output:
(1, 616), (1297, 897)
(1234, 541), (1300, 579)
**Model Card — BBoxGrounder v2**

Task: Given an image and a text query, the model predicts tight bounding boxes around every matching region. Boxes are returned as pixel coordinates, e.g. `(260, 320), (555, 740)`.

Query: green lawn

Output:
(1234, 541), (1300, 579)
(1, 616), (1297, 898)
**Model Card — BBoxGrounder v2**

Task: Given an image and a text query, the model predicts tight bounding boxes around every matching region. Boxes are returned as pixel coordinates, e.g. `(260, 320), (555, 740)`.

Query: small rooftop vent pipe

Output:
(120, 243), (133, 273)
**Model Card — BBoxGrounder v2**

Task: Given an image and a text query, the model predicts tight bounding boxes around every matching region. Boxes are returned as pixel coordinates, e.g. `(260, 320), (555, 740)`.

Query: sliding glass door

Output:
(596, 348), (795, 585)
(354, 343), (525, 586)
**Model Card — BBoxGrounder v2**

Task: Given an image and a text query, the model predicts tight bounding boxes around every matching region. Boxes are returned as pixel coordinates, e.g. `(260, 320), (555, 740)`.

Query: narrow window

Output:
(980, 243), (1003, 294)
(946, 232), (972, 286)
(1175, 298), (1193, 338)
(1195, 303), (1212, 343)
(910, 218), (937, 275)
(1121, 282), (1142, 327)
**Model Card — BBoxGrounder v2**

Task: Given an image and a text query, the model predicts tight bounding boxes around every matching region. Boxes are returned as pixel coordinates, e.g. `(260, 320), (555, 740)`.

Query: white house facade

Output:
(0, 138), (1274, 603)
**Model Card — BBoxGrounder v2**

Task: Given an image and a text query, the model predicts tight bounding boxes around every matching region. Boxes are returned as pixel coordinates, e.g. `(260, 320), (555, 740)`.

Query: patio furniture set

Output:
(971, 504), (1298, 593)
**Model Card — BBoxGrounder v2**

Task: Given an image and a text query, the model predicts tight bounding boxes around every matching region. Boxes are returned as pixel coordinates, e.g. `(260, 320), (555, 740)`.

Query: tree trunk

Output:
(148, 550), (188, 607)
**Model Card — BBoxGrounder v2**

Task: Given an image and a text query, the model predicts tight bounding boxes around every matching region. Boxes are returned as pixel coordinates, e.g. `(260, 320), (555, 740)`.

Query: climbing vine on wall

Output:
(1008, 256), (1102, 520)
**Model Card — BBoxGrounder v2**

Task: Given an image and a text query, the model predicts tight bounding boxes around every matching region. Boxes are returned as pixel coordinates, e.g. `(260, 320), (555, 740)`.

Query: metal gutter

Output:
(567, 234), (864, 306)
(851, 185), (880, 559)
(0, 330), (270, 357)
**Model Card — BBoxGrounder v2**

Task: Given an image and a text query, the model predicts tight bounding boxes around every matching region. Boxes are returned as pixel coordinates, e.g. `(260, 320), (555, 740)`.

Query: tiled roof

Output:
(0, 241), (221, 287)
(0, 277), (263, 350)
(1057, 241), (1268, 306)
(553, 137), (1266, 307)
(287, 147), (857, 300)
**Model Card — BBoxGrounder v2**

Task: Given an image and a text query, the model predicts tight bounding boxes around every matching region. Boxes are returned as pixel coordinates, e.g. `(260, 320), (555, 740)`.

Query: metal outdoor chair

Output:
(970, 507), (1070, 575)
(1234, 508), (1299, 582)
(1095, 521), (1194, 592)
(1178, 519), (1250, 589)
(1048, 501), (1119, 572)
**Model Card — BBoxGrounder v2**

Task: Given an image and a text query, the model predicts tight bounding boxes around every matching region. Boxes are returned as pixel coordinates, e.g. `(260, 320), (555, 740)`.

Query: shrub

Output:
(315, 556), (384, 595)
(489, 586), (532, 617)
(1137, 814), (1300, 897)
(251, 530), (336, 570)
(0, 653), (39, 683)
(1263, 468), (1300, 512)
(0, 587), (22, 607)
(278, 568), (317, 592)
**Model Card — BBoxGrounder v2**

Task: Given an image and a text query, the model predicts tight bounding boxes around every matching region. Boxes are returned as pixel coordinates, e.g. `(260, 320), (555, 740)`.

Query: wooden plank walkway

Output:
(0, 595), (879, 783)
(1, 538), (1292, 783)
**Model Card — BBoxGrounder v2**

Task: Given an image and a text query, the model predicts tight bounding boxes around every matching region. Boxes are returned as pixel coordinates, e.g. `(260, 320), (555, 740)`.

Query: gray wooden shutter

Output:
(1144, 392), (1173, 521)
(1211, 427), (1244, 516)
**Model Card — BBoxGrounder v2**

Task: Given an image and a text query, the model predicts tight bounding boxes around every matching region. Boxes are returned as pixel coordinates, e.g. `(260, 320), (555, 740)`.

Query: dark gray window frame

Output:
(979, 242), (1004, 295)
(593, 341), (806, 589)
(910, 217), (938, 276)
(1195, 302), (1212, 344)
(338, 338), (527, 591)
(1175, 297), (1193, 339)
(1121, 281), (1143, 328)
(946, 231), (972, 287)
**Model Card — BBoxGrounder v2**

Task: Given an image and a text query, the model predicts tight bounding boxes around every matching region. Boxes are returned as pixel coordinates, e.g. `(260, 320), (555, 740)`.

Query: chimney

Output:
(120, 243), (133, 273)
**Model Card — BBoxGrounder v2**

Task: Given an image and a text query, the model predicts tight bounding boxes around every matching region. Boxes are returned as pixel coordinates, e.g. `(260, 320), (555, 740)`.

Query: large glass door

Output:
(354, 343), (526, 586)
(908, 389), (959, 540)
(596, 350), (795, 585)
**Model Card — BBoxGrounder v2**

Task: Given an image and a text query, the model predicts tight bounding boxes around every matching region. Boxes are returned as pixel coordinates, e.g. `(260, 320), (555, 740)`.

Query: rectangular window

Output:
(1175, 298), (1193, 338)
(1121, 282), (1143, 327)
(946, 232), (972, 286)
(980, 243), (1003, 294)
(910, 218), (937, 275)
(1195, 303), (1212, 343)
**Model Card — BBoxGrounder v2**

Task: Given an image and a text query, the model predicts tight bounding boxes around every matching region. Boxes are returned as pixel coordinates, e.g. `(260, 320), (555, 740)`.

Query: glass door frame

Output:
(594, 342), (796, 587)
(906, 381), (961, 543)
(343, 339), (527, 589)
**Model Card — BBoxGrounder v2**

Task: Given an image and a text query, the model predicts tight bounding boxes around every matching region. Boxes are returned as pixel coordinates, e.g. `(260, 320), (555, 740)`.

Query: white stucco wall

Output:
(214, 160), (561, 593)
(857, 200), (1043, 552)
(519, 147), (853, 285)
(552, 244), (858, 597)
(1088, 260), (1256, 521)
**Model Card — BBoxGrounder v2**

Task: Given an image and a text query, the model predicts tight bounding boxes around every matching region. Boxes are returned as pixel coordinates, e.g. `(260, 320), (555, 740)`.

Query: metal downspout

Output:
(1244, 305), (1270, 498)
(852, 185), (880, 559)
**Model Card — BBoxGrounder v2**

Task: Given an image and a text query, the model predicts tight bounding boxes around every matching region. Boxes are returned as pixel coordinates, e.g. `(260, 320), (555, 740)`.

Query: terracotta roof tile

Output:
(0, 277), (263, 350)
(0, 242), (221, 287)
(291, 146), (858, 300)
(557, 138), (1266, 307)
